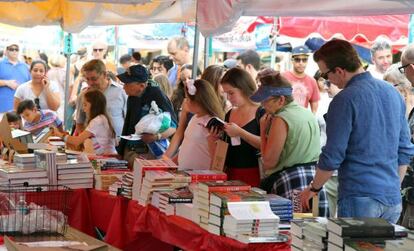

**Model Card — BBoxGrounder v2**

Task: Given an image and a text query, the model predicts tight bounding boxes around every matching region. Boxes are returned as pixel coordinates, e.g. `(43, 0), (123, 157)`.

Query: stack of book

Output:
(120, 172), (134, 199)
(156, 187), (193, 215)
(0, 166), (48, 186)
(327, 218), (395, 251)
(97, 158), (128, 170)
(195, 180), (251, 230)
(265, 194), (293, 223)
(222, 201), (280, 243)
(13, 153), (36, 169)
(302, 218), (328, 250)
(175, 203), (198, 222)
(34, 150), (57, 185)
(184, 170), (227, 183)
(208, 190), (265, 236)
(94, 170), (128, 191)
(384, 229), (414, 251)
(138, 170), (191, 205)
(131, 158), (178, 201)
(56, 159), (94, 189)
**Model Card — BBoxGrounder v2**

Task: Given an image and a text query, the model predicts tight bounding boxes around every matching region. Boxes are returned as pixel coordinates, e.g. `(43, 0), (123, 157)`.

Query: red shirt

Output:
(283, 71), (320, 108)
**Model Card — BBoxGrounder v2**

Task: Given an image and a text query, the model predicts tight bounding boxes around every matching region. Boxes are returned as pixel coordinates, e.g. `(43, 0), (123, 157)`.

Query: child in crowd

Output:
(177, 79), (224, 170)
(5, 112), (22, 130)
(17, 99), (63, 136)
(53, 89), (117, 155)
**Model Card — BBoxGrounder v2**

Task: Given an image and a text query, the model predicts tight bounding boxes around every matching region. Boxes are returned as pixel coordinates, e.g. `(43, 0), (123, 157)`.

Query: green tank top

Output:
(266, 101), (320, 176)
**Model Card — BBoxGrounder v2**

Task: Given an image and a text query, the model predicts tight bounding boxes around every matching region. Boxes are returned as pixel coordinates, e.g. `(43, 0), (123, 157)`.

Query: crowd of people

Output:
(1, 36), (414, 223)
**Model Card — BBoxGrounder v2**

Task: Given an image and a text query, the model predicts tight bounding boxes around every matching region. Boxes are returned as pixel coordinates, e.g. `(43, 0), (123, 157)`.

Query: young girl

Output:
(53, 89), (116, 155)
(177, 79), (224, 170)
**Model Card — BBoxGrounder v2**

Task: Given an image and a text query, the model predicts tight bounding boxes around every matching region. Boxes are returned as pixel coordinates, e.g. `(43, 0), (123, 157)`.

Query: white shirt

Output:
(14, 80), (60, 111)
(178, 114), (212, 170)
(86, 115), (117, 155)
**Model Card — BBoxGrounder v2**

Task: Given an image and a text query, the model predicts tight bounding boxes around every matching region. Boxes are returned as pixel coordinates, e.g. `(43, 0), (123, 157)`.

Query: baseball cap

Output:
(117, 64), (149, 84)
(223, 58), (237, 69)
(291, 45), (311, 56)
(6, 40), (19, 49)
(250, 85), (292, 103)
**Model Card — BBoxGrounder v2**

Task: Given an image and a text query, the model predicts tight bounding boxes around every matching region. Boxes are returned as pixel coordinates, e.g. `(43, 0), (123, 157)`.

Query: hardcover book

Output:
(328, 218), (394, 238)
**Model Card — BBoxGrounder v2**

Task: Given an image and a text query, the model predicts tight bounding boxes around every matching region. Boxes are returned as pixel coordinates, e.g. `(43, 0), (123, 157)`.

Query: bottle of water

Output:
(16, 195), (29, 215)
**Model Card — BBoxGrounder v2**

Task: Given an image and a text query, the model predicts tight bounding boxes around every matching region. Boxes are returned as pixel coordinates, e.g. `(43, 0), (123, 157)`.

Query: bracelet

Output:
(156, 133), (162, 141)
(309, 181), (322, 193)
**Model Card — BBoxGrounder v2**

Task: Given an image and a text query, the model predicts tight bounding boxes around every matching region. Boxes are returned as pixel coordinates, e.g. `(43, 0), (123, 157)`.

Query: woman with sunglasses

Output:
(14, 60), (61, 113)
(252, 68), (328, 217)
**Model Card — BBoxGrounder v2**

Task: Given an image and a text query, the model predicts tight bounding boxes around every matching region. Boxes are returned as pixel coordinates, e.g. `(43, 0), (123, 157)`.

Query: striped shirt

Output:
(24, 109), (62, 136)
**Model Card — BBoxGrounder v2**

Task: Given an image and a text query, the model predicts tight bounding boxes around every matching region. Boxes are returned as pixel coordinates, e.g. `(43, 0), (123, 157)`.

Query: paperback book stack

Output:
(327, 218), (395, 251)
(0, 165), (48, 186)
(94, 170), (129, 191)
(34, 150), (57, 185)
(56, 159), (94, 189)
(184, 170), (227, 183)
(13, 153), (36, 169)
(119, 172), (134, 199)
(302, 218), (328, 251)
(131, 158), (178, 201)
(208, 190), (265, 236)
(97, 158), (128, 170)
(138, 170), (191, 205)
(265, 194), (293, 223)
(153, 187), (193, 215)
(223, 201), (280, 244)
(195, 180), (251, 230)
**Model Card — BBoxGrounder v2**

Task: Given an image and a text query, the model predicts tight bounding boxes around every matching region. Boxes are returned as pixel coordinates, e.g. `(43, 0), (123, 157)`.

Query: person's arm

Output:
(13, 97), (21, 111)
(53, 127), (91, 147)
(164, 110), (188, 158)
(224, 122), (261, 149)
(310, 101), (318, 114)
(300, 168), (334, 211)
(399, 165), (408, 183)
(42, 78), (61, 111)
(0, 79), (18, 89)
(261, 116), (288, 170)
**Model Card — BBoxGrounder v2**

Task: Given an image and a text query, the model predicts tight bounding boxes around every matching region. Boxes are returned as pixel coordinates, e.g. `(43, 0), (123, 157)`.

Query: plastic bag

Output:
(135, 101), (171, 135)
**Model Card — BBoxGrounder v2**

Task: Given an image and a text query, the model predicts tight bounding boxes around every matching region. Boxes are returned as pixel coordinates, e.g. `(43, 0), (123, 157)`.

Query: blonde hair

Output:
(154, 74), (172, 98)
(49, 54), (66, 68)
(185, 79), (224, 119)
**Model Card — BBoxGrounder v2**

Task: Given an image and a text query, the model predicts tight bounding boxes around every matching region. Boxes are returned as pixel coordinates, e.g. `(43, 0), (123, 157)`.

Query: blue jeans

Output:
(338, 196), (402, 224)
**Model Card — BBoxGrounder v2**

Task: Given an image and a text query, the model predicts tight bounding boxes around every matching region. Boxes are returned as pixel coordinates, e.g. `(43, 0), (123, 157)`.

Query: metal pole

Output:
(64, 52), (71, 130)
(270, 17), (278, 70)
(204, 36), (209, 69)
(192, 0), (200, 79)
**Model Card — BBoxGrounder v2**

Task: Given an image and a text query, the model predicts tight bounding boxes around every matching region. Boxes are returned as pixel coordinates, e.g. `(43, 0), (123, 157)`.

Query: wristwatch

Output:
(309, 181), (322, 193)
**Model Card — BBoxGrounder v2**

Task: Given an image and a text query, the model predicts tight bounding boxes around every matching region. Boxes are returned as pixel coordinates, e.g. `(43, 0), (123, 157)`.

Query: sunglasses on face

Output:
(93, 48), (104, 52)
(399, 63), (412, 74)
(321, 69), (334, 80)
(293, 57), (308, 63)
(8, 47), (19, 52)
(324, 80), (331, 88)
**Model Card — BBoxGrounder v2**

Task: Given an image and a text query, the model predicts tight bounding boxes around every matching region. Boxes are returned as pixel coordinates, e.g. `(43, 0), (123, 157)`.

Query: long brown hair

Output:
(84, 89), (116, 138)
(201, 65), (227, 110)
(185, 79), (224, 119)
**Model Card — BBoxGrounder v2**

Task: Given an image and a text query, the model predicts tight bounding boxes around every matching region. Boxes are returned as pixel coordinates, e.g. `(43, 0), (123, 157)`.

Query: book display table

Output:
(67, 189), (291, 251)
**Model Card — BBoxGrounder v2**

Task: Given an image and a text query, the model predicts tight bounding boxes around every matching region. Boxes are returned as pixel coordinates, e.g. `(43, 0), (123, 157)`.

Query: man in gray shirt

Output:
(75, 59), (127, 137)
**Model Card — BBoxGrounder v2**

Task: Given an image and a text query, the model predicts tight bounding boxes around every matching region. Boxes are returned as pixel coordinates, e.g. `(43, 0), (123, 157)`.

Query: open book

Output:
(205, 117), (225, 130)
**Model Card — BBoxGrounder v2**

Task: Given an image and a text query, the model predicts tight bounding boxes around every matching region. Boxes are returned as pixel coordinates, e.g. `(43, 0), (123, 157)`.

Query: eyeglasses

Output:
(93, 48), (104, 52)
(7, 47), (19, 52)
(34, 98), (41, 110)
(321, 69), (334, 80)
(324, 80), (331, 88)
(398, 64), (412, 74)
(293, 57), (308, 63)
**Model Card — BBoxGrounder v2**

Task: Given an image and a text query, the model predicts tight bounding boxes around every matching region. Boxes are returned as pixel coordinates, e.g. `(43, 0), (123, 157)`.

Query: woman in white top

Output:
(14, 60), (61, 112)
(177, 79), (225, 170)
(53, 89), (117, 155)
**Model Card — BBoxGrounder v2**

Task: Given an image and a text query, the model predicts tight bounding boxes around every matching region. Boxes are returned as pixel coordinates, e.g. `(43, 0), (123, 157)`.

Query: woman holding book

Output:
(53, 89), (117, 155)
(252, 68), (328, 217)
(215, 68), (264, 187)
(14, 60), (61, 112)
(177, 79), (224, 170)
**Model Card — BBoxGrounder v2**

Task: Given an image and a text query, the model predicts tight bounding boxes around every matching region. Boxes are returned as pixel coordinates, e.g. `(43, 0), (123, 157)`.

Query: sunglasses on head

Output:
(8, 47), (19, 52)
(93, 48), (104, 52)
(293, 57), (308, 63)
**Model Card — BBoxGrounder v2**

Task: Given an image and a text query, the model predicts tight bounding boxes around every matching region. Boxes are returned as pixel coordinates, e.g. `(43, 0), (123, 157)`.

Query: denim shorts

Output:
(338, 196), (402, 224)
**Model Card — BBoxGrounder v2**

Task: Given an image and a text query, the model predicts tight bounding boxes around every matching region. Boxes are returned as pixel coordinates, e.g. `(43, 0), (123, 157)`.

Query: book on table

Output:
(328, 218), (394, 238)
(184, 169), (227, 182)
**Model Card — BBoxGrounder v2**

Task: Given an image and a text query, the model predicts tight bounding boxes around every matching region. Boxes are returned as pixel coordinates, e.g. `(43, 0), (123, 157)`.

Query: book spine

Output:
(191, 174), (227, 182)
(208, 185), (251, 192)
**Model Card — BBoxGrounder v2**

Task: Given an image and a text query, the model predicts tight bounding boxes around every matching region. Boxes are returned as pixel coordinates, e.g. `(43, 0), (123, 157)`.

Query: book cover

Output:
(185, 170), (227, 182)
(159, 187), (193, 204)
(210, 190), (265, 208)
(328, 218), (394, 238)
(198, 180), (251, 193)
(344, 241), (385, 251)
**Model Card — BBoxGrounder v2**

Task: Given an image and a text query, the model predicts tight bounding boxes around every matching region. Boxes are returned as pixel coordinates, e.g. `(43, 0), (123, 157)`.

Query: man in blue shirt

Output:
(0, 42), (31, 114)
(301, 39), (414, 223)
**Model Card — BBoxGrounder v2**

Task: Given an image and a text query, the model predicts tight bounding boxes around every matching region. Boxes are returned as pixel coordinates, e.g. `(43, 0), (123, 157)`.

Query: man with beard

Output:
(283, 45), (320, 113)
(367, 39), (393, 79)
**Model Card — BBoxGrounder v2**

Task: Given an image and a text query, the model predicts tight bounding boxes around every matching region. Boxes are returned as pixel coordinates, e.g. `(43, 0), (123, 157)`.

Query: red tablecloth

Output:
(69, 189), (291, 251)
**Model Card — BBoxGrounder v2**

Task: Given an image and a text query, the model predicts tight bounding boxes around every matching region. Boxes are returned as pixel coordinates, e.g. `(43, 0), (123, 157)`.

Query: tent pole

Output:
(192, 0), (200, 79)
(204, 36), (209, 69)
(270, 17), (278, 70)
(64, 52), (71, 130)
